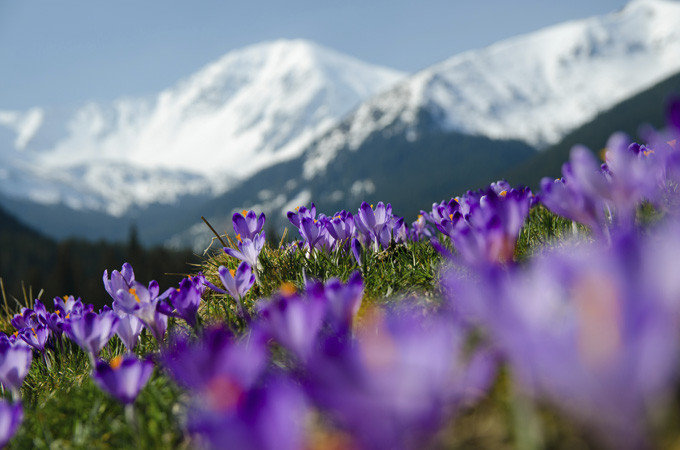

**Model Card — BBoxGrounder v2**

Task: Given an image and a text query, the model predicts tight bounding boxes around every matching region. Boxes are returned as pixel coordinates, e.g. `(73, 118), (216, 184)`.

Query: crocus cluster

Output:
(287, 202), (409, 265)
(540, 102), (680, 238)
(434, 100), (680, 448)
(444, 226), (680, 448)
(426, 182), (534, 265)
(162, 274), (496, 449)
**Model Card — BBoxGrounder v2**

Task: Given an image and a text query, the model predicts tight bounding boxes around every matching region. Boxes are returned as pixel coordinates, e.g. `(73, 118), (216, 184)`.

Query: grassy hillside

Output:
(8, 206), (591, 449)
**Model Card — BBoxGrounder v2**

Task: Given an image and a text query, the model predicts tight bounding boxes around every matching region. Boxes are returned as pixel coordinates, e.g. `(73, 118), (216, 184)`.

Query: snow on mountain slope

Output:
(0, 39), (405, 215)
(304, 0), (680, 178)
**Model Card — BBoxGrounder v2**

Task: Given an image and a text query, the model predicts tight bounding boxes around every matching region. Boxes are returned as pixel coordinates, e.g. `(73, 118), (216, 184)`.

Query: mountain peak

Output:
(0, 40), (404, 215)
(301, 0), (680, 178)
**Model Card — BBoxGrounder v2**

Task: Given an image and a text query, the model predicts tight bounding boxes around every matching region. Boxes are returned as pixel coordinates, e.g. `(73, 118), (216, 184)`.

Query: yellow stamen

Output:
(279, 282), (296, 296)
(235, 234), (242, 242)
(370, 204), (374, 208)
(241, 210), (248, 217)
(110, 355), (123, 370)
(129, 288), (141, 303)
(12, 332), (18, 338)
(62, 295), (69, 301)
(418, 214), (423, 220)
(31, 328), (36, 337)
(499, 190), (508, 197)
(65, 313), (70, 319)
(229, 269), (236, 277)
(643, 149), (655, 157)
(449, 214), (454, 220)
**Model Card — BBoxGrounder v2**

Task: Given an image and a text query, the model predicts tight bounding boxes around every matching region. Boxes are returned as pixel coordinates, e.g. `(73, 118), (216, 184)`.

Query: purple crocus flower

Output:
(113, 279), (170, 342)
(256, 274), (364, 362)
(113, 305), (144, 352)
(103, 262), (136, 301)
(354, 202), (392, 249)
(18, 325), (50, 353)
(286, 203), (317, 229)
(0, 335), (32, 394)
(446, 231), (680, 448)
(189, 374), (307, 450)
(92, 355), (154, 404)
(256, 288), (327, 362)
(429, 198), (461, 227)
(163, 326), (305, 450)
(162, 326), (268, 410)
(46, 295), (92, 334)
(324, 211), (355, 249)
(223, 232), (266, 269)
(0, 400), (22, 447)
(53, 295), (87, 316)
(232, 210), (266, 242)
(409, 213), (433, 241)
(64, 311), (119, 359)
(300, 216), (334, 252)
(189, 273), (208, 295)
(206, 262), (256, 319)
(11, 300), (48, 331)
(304, 307), (496, 449)
(314, 272), (363, 336)
(165, 277), (202, 327)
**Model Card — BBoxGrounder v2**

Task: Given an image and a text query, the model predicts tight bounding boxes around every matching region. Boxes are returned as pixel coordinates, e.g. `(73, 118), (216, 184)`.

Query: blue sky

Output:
(0, 0), (629, 109)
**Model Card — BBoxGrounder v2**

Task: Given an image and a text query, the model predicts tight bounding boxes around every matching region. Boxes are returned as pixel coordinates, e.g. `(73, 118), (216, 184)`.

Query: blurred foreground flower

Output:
(0, 335), (32, 396)
(446, 229), (680, 448)
(92, 355), (153, 404)
(0, 400), (22, 447)
(163, 326), (306, 450)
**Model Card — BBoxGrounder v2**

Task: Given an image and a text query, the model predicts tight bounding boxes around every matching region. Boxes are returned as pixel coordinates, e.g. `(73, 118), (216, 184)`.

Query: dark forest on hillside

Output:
(0, 206), (199, 311)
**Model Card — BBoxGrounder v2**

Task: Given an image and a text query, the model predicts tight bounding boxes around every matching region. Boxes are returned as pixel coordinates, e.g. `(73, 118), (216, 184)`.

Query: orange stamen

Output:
(129, 288), (141, 303)
(110, 355), (123, 370)
(279, 282), (296, 296)
(241, 210), (248, 217)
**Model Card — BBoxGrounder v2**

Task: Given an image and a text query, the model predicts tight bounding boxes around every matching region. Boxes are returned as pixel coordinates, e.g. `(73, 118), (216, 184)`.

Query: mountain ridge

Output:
(0, 39), (405, 215)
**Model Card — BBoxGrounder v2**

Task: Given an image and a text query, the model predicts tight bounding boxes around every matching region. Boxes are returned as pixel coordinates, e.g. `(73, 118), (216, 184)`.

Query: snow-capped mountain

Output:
(303, 0), (680, 178)
(0, 39), (405, 215)
(4, 0), (680, 247)
(165, 0), (680, 250)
